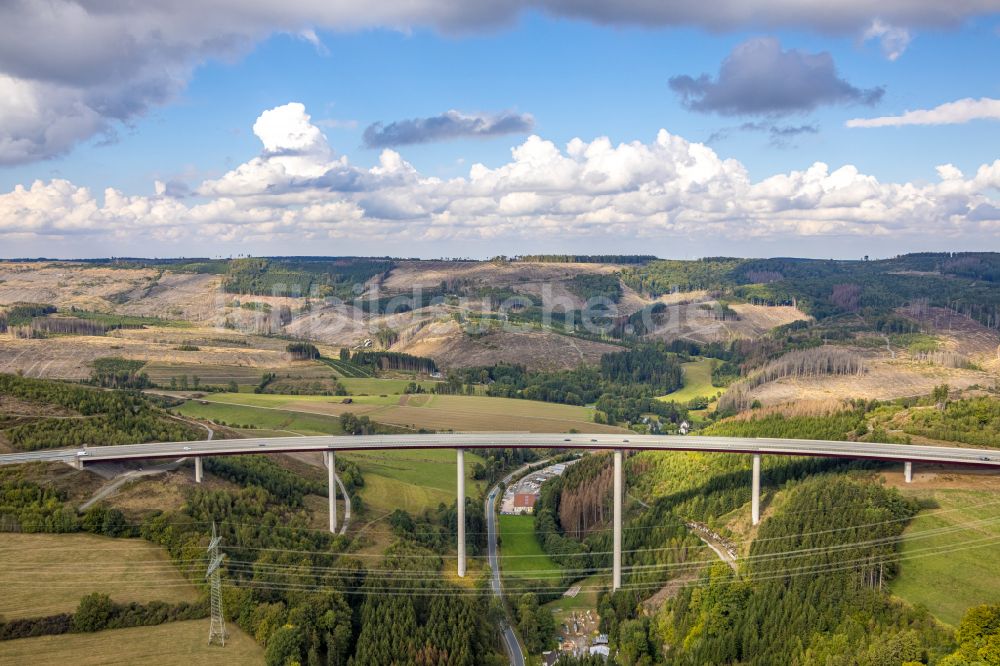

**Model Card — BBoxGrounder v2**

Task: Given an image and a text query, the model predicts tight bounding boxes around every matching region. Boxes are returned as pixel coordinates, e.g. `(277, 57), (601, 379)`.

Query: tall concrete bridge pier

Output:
(6, 433), (992, 589)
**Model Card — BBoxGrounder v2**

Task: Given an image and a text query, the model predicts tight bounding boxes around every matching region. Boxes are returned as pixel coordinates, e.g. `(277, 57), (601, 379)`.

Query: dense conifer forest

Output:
(0, 373), (197, 449)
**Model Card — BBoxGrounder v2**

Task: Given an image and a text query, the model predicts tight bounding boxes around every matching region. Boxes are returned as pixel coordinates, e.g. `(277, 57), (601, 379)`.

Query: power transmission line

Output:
(207, 522), (227, 648)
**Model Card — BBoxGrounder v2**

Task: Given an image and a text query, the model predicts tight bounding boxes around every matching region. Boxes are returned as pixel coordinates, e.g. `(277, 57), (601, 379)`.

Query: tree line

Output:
(351, 350), (438, 374)
(287, 342), (320, 360)
(512, 254), (656, 264)
(89, 357), (151, 389)
(0, 593), (206, 642)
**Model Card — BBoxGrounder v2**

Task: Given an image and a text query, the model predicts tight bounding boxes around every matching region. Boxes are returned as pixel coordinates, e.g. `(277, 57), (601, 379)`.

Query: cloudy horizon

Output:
(1, 2), (998, 259)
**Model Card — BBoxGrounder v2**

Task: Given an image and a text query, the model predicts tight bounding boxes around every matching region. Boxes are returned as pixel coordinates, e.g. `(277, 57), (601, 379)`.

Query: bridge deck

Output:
(2, 433), (998, 468)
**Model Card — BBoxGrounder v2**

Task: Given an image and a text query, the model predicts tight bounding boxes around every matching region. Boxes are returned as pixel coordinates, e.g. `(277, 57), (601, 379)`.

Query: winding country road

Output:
(487, 480), (526, 666)
(79, 414), (214, 512)
(485, 457), (561, 666)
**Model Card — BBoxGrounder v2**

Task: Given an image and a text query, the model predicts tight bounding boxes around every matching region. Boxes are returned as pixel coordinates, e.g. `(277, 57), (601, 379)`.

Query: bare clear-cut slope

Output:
(0, 263), (162, 310)
(0, 329), (297, 380)
(379, 259), (620, 295)
(642, 300), (810, 343)
(901, 306), (1000, 371)
(393, 317), (621, 370)
(738, 357), (989, 408)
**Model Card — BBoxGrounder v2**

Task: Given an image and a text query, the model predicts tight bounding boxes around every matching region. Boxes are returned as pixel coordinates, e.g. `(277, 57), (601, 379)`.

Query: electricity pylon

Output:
(207, 522), (227, 647)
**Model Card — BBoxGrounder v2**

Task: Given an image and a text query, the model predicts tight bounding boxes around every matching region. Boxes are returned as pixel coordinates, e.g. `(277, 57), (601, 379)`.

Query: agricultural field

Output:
(176, 400), (345, 435)
(0, 620), (263, 665)
(145, 359), (334, 388)
(890, 477), (1000, 626)
(498, 514), (563, 583)
(658, 357), (719, 404)
(338, 377), (438, 394)
(195, 391), (625, 433)
(0, 533), (199, 620)
(346, 448), (485, 515)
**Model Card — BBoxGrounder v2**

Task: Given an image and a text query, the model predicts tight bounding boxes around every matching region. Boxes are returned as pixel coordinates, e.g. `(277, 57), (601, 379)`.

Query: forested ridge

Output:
(221, 257), (394, 299)
(0, 373), (198, 449)
(142, 476), (500, 664)
(660, 477), (951, 665)
(622, 253), (1000, 328)
(524, 393), (993, 664)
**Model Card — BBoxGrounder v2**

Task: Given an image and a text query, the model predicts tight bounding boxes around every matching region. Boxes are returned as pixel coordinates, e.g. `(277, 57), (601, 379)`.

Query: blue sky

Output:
(0, 4), (998, 259)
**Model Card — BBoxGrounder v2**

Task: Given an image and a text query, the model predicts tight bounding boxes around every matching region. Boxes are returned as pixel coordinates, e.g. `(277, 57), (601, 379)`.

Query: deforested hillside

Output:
(0, 373), (200, 451)
(718, 347), (867, 412)
(0, 253), (998, 397)
(388, 317), (622, 370)
(379, 259), (622, 296)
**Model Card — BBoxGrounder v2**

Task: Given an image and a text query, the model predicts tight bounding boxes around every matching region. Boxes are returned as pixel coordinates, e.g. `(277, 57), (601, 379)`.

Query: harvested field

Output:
(339, 378), (437, 394)
(177, 400), (346, 435)
(0, 620), (263, 665)
(200, 392), (626, 433)
(145, 359), (334, 386)
(0, 533), (199, 619)
(113, 327), (288, 352)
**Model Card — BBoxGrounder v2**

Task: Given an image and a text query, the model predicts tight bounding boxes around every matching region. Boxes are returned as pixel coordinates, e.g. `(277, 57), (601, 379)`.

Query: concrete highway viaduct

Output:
(2, 433), (998, 592)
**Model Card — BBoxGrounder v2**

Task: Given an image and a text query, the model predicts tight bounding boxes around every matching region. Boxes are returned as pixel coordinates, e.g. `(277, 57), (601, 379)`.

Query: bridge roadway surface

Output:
(2, 433), (999, 468)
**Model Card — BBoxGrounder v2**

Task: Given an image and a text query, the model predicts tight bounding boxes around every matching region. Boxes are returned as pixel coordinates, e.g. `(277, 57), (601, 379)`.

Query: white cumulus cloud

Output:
(1, 102), (998, 253)
(847, 97), (1000, 128)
